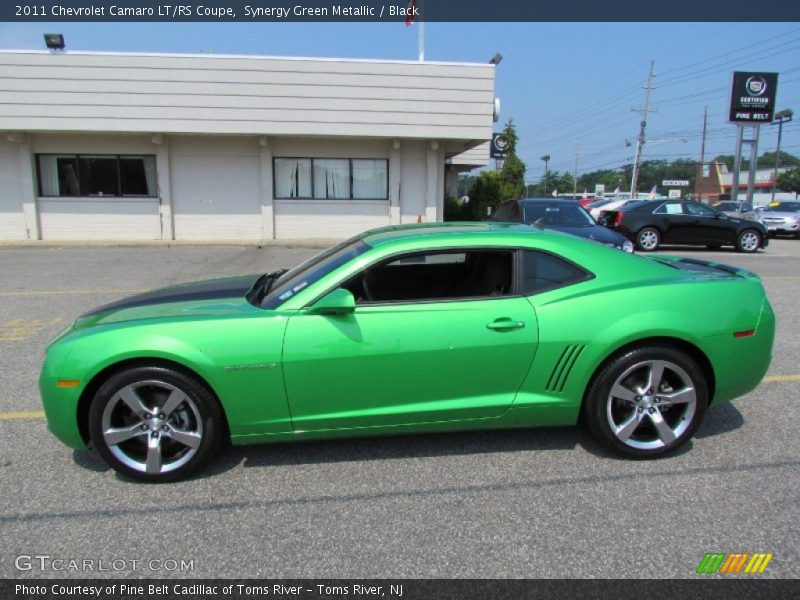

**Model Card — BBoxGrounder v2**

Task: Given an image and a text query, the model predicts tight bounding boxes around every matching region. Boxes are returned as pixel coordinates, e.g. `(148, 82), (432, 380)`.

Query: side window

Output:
(522, 250), (590, 295)
(343, 249), (513, 304)
(655, 202), (684, 215)
(685, 202), (716, 217)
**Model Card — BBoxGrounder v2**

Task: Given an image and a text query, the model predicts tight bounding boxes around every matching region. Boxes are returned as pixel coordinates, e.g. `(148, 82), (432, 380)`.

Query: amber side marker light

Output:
(56, 380), (80, 388)
(733, 329), (756, 338)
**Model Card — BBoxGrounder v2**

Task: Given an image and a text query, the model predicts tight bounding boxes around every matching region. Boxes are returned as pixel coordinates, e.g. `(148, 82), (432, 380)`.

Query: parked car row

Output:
(490, 197), (778, 254)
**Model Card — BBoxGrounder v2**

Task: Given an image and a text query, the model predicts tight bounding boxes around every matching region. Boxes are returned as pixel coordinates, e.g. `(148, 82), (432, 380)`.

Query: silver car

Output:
(713, 201), (755, 220)
(756, 201), (800, 238)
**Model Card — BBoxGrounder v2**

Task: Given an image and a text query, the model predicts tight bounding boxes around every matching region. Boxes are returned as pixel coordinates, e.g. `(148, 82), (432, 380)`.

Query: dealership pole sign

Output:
(728, 72), (779, 123)
(490, 133), (509, 159)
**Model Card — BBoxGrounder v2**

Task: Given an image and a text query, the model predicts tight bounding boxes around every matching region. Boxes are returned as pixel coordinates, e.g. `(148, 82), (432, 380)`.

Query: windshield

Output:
(256, 237), (371, 309)
(523, 202), (595, 227)
(764, 202), (800, 213)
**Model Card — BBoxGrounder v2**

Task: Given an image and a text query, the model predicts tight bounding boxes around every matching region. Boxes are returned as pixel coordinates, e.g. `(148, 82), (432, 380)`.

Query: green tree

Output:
(498, 119), (527, 201)
(464, 170), (503, 220)
(712, 151), (799, 172)
(527, 171), (575, 197)
(777, 167), (800, 194)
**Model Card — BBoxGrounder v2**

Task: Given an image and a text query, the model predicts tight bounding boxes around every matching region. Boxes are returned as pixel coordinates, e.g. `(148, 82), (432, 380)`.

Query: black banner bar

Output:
(3, 579), (800, 600)
(4, 0), (800, 22)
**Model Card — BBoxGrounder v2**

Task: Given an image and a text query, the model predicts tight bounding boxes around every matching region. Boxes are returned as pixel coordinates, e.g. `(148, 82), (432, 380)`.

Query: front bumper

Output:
(39, 340), (87, 450)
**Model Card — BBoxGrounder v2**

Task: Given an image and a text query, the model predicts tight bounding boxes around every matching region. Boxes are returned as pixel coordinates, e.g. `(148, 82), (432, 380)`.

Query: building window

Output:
(36, 154), (157, 197)
(274, 157), (388, 200)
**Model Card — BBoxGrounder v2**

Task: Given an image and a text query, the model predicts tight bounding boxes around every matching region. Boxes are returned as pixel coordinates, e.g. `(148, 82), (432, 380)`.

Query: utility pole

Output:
(771, 109), (793, 202)
(695, 106), (708, 200)
(630, 60), (656, 199)
(541, 155), (550, 196)
(573, 142), (579, 200)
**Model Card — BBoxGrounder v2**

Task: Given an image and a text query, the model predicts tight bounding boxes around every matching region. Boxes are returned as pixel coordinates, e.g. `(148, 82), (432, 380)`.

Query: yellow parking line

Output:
(0, 410), (45, 420)
(0, 289), (147, 297)
(763, 374), (800, 383)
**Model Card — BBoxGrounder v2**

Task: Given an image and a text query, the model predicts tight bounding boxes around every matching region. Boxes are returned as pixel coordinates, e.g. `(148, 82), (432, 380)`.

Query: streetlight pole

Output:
(541, 155), (550, 196)
(771, 109), (793, 202)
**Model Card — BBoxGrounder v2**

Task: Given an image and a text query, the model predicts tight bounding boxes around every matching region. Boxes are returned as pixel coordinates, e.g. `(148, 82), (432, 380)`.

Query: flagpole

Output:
(418, 0), (425, 61)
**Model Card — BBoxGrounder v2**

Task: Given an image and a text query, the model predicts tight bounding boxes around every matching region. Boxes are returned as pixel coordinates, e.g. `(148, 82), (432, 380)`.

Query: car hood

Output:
(547, 224), (629, 247)
(76, 274), (261, 328)
(759, 211), (799, 219)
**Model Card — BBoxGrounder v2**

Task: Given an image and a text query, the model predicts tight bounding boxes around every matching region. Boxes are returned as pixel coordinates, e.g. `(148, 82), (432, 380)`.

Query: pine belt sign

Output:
(729, 72), (779, 123)
(490, 133), (509, 158)
(662, 180), (690, 187)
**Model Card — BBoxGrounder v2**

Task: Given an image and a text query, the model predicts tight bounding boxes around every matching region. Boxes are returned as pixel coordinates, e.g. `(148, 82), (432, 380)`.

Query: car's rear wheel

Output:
(88, 366), (223, 482)
(583, 346), (708, 458)
(636, 227), (660, 251)
(736, 229), (761, 253)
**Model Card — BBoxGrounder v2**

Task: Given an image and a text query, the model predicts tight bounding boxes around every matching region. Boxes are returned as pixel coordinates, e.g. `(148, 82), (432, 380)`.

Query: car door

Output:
(281, 248), (538, 431)
(653, 201), (692, 243)
(684, 201), (735, 244)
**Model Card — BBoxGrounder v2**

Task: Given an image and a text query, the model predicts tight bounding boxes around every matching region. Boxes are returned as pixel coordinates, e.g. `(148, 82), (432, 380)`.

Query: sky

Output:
(0, 21), (798, 186)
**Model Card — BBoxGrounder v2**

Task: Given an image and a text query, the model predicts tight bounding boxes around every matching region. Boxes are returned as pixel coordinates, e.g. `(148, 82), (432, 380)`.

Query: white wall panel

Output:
(0, 51), (495, 141)
(38, 199), (160, 240)
(274, 200), (389, 239)
(169, 136), (262, 240)
(0, 144), (27, 239)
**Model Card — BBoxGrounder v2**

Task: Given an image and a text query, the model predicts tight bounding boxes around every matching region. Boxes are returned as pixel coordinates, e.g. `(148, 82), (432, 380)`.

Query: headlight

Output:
(622, 239), (635, 253)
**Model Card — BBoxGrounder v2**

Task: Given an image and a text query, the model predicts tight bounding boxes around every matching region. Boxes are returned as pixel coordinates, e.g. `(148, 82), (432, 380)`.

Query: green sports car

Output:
(40, 222), (774, 482)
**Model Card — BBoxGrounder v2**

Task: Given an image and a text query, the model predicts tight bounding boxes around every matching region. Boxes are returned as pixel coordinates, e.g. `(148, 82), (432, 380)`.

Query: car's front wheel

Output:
(88, 365), (224, 482)
(736, 229), (761, 253)
(583, 346), (708, 458)
(636, 227), (661, 251)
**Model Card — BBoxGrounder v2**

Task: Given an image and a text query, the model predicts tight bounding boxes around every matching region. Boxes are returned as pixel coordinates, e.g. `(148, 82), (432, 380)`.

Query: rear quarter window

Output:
(522, 250), (592, 295)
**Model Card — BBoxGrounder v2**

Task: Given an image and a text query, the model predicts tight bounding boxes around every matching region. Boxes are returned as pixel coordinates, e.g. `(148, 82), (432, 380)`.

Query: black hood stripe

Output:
(80, 275), (260, 318)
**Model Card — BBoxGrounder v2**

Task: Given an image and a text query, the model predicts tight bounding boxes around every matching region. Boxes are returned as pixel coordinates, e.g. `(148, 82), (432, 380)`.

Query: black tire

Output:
(735, 229), (761, 253)
(635, 227), (661, 252)
(582, 346), (708, 459)
(88, 365), (224, 482)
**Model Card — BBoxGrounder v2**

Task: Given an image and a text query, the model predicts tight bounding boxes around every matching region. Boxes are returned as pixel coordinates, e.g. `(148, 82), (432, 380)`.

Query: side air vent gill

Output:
(545, 345), (586, 393)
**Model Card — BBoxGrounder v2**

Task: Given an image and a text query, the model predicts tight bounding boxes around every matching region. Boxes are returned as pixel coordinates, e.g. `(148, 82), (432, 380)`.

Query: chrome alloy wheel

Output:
(739, 231), (760, 252)
(637, 229), (659, 251)
(606, 359), (697, 450)
(101, 380), (203, 474)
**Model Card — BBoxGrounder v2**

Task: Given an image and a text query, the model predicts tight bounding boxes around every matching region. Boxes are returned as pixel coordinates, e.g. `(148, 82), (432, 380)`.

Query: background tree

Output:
(445, 120), (527, 221)
(777, 167), (800, 194)
(498, 119), (526, 201)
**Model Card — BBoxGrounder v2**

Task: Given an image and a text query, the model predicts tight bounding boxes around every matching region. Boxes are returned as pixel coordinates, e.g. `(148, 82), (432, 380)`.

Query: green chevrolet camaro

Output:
(40, 222), (774, 482)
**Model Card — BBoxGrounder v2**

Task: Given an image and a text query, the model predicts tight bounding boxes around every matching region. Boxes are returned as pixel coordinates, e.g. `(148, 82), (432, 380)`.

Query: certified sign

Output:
(662, 180), (690, 187)
(490, 133), (509, 158)
(729, 71), (779, 123)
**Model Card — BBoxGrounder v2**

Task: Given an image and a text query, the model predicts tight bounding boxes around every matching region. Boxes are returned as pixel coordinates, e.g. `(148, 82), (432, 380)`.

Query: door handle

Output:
(487, 318), (525, 331)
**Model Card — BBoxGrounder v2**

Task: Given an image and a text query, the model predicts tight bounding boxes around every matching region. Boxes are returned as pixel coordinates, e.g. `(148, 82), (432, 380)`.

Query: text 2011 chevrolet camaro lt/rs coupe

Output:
(40, 223), (774, 482)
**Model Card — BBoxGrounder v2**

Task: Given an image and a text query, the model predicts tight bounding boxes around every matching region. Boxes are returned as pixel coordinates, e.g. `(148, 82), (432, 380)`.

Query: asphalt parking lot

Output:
(1, 240), (798, 579)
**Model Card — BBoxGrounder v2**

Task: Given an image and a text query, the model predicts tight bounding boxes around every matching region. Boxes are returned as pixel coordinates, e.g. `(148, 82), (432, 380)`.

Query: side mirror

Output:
(307, 288), (356, 316)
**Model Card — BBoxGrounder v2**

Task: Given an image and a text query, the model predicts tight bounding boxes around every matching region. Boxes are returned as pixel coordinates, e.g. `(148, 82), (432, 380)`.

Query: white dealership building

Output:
(0, 49), (494, 241)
